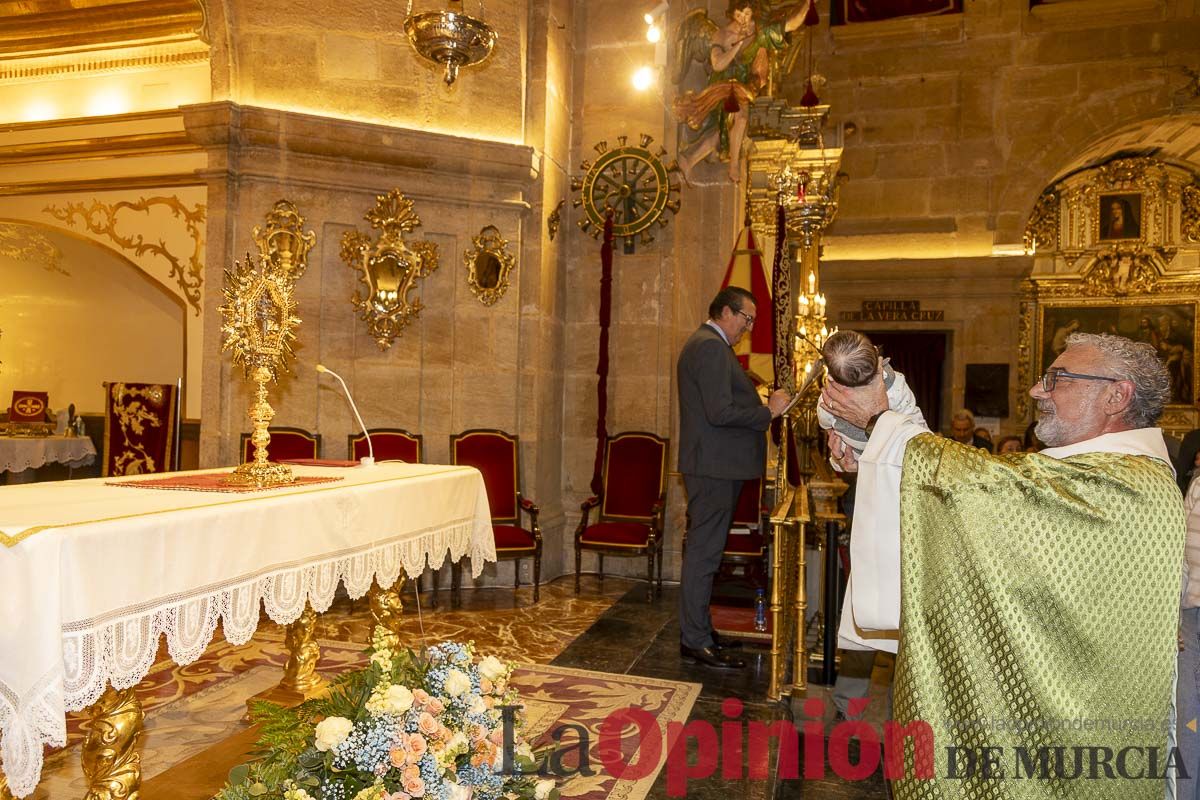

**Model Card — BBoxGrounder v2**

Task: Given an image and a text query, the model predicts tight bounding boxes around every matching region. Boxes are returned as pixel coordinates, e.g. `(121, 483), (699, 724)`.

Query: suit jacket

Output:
(676, 323), (772, 480)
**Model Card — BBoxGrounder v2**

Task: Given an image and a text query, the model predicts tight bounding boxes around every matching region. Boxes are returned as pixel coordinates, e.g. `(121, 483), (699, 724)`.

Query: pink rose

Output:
(413, 689), (432, 710)
(479, 677), (493, 694)
(384, 792), (412, 800)
(403, 764), (421, 782)
(403, 776), (426, 797)
(487, 728), (505, 747)
(408, 733), (428, 758)
(417, 712), (439, 736)
(389, 746), (407, 768)
(437, 723), (452, 742)
(427, 698), (446, 715)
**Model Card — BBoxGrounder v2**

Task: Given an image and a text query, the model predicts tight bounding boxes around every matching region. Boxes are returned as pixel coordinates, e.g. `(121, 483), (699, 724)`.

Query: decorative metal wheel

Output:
(571, 134), (681, 249)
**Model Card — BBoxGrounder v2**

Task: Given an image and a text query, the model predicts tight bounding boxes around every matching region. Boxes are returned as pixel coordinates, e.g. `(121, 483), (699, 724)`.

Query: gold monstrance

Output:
(219, 201), (315, 487)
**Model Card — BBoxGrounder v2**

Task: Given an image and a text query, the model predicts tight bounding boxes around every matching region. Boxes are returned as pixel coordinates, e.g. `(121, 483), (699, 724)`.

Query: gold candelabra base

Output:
(223, 365), (294, 488)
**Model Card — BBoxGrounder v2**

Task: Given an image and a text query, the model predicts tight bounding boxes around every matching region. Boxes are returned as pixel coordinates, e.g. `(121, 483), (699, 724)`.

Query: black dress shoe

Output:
(710, 630), (743, 650)
(680, 644), (746, 669)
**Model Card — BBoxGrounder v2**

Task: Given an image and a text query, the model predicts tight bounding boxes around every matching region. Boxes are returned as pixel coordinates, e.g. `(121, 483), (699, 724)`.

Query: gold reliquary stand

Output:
(219, 200), (315, 487)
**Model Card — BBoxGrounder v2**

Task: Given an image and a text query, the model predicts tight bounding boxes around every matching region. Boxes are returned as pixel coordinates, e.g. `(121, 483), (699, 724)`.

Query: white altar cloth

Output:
(0, 435), (96, 474)
(0, 463), (495, 797)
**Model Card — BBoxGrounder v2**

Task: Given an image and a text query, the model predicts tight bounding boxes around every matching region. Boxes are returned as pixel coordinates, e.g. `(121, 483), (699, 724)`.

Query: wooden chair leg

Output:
(514, 558), (520, 589)
(451, 562), (462, 609)
(533, 549), (541, 603)
(430, 566), (439, 609)
(598, 553), (604, 582)
(646, 550), (655, 602)
(574, 546), (582, 594)
(657, 543), (663, 596)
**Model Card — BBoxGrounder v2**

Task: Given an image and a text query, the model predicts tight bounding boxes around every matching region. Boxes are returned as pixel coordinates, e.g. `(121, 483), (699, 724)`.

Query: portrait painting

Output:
(1040, 303), (1195, 404)
(1098, 193), (1142, 240)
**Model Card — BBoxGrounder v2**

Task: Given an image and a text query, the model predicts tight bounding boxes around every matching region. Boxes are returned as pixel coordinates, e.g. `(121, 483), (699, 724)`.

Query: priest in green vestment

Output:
(823, 332), (1185, 799)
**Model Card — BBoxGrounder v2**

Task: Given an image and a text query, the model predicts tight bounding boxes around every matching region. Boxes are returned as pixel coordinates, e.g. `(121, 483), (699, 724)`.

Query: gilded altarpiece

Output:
(1020, 157), (1200, 435)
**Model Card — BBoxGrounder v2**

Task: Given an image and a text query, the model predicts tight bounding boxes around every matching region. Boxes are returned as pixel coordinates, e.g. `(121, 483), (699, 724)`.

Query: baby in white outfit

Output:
(817, 330), (925, 455)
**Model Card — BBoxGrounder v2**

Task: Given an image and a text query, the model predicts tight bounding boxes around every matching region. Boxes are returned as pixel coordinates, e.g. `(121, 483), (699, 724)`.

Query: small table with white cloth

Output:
(0, 462), (495, 798)
(0, 435), (97, 484)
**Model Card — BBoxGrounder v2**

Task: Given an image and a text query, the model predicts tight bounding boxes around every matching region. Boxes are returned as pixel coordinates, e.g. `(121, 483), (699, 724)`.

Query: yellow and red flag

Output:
(720, 225), (774, 386)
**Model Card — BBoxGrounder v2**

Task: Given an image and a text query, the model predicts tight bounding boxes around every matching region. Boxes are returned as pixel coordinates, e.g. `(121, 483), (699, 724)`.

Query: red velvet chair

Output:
(240, 427), (321, 463)
(448, 429), (542, 602)
(348, 428), (422, 462)
(719, 475), (769, 586)
(574, 431), (669, 602)
(101, 381), (180, 476)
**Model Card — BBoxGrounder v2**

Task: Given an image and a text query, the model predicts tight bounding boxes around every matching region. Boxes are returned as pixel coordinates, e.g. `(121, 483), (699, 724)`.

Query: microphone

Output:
(315, 364), (374, 466)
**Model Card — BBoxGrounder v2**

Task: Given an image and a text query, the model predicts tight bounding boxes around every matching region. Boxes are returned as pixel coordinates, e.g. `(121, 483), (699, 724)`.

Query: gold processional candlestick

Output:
(219, 201), (314, 487)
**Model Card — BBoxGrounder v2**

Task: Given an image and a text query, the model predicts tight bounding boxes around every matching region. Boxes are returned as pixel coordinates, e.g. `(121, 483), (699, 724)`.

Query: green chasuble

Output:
(891, 434), (1185, 800)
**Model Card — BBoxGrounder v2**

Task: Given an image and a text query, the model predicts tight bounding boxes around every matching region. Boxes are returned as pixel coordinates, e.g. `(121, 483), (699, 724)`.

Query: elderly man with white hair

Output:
(823, 332), (1185, 800)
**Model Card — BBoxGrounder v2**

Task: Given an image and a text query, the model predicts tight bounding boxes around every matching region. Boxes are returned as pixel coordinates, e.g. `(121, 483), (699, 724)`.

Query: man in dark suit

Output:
(677, 286), (790, 669)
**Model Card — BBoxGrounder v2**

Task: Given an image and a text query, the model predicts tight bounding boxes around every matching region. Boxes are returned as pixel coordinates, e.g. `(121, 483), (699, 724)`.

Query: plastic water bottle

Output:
(754, 589), (768, 632)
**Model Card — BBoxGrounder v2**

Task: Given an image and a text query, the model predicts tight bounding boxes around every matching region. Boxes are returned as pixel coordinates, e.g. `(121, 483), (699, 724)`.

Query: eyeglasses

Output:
(736, 309), (756, 327)
(1040, 367), (1118, 392)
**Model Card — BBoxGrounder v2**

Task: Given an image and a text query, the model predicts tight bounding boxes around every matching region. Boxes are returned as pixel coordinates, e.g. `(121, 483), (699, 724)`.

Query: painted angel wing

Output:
(672, 8), (720, 86)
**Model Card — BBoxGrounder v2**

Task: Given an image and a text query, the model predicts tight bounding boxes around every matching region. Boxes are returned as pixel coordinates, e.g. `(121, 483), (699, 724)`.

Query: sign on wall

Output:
(839, 300), (945, 323)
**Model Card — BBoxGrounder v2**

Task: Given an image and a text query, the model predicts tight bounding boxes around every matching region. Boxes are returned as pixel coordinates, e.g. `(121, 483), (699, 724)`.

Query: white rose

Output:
(314, 716), (354, 752)
(447, 784), (474, 800)
(469, 695), (488, 716)
(447, 731), (469, 755)
(478, 655), (507, 682)
(516, 742), (534, 761)
(385, 684), (414, 715)
(444, 668), (471, 697)
(534, 779), (555, 800)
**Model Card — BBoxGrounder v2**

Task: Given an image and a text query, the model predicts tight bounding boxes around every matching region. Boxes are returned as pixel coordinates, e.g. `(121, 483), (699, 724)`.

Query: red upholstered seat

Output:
(349, 429), (422, 463)
(579, 522), (652, 547)
(447, 429), (542, 603)
(493, 524), (537, 550)
(723, 529), (765, 556)
(574, 431), (669, 602)
(102, 381), (180, 476)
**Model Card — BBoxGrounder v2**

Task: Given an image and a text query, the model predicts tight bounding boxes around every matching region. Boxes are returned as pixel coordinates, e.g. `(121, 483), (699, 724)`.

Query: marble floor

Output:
(38, 574), (892, 799)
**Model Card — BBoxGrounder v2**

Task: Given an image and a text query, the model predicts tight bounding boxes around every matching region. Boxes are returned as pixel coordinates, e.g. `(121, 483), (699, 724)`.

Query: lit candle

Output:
(799, 325), (807, 338)
(820, 325), (828, 338)
(799, 295), (809, 310)
(804, 361), (812, 374)
(808, 271), (816, 293)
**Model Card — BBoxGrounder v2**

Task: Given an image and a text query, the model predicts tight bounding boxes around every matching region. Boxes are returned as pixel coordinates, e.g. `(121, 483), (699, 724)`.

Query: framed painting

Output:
(1098, 192), (1142, 241)
(1037, 301), (1196, 406)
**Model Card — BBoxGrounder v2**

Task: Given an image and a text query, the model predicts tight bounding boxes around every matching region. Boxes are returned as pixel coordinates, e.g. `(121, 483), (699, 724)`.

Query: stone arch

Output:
(0, 219), (190, 415)
(995, 84), (1192, 243)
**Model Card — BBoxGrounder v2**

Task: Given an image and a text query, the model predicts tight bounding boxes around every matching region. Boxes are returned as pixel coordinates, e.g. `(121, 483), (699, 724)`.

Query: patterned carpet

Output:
(34, 577), (698, 800)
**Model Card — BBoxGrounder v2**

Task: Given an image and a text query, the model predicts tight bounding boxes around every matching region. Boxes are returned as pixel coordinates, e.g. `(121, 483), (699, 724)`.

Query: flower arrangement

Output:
(217, 628), (559, 800)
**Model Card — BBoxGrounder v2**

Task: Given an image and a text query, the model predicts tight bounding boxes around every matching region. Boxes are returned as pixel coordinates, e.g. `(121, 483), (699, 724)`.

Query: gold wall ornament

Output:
(1023, 190), (1060, 254)
(464, 225), (515, 305)
(254, 200), (316, 274)
(219, 203), (312, 487)
(341, 189), (439, 350)
(81, 685), (144, 800)
(44, 196), (206, 313)
(404, 0), (497, 86)
(547, 199), (565, 241)
(0, 221), (67, 275)
(1183, 184), (1200, 243)
(570, 134), (681, 250)
(1079, 245), (1166, 296)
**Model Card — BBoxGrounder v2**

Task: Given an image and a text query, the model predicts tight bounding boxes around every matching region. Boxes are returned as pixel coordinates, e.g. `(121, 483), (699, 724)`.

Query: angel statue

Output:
(673, 0), (812, 183)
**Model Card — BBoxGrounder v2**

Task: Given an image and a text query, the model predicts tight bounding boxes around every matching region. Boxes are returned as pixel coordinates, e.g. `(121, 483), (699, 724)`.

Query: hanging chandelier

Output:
(404, 0), (497, 86)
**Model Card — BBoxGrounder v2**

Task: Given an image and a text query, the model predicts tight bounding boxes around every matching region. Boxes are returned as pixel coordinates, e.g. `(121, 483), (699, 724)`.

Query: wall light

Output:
(632, 65), (656, 91)
(22, 100), (57, 123)
(646, 24), (662, 43)
(643, 2), (669, 24)
(86, 88), (130, 117)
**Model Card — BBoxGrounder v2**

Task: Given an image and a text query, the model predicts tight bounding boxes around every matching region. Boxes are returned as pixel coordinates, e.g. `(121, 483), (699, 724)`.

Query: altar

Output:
(0, 462), (495, 798)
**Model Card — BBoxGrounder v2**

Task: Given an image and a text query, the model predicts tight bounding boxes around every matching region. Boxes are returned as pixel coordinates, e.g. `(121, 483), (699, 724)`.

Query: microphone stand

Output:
(316, 365), (374, 465)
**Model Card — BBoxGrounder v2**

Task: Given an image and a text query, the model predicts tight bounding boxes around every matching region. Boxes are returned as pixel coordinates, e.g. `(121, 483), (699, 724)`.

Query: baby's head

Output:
(822, 330), (879, 387)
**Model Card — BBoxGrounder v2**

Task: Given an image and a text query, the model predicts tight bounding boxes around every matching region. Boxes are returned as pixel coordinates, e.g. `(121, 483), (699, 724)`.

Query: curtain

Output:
(868, 332), (946, 433)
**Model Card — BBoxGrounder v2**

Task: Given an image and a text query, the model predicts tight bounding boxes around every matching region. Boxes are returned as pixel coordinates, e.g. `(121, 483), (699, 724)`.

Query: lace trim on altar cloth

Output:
(0, 519), (489, 799)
